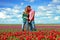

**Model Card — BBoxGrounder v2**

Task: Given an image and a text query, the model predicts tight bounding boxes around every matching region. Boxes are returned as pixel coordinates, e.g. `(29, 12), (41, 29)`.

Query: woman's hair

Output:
(24, 7), (29, 13)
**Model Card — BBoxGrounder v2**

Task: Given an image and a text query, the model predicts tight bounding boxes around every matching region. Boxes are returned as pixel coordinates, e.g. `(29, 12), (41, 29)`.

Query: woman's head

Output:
(24, 7), (29, 13)
(27, 5), (31, 11)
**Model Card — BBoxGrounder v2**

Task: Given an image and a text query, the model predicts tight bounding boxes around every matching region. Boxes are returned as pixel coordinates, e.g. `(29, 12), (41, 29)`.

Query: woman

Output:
(22, 7), (29, 31)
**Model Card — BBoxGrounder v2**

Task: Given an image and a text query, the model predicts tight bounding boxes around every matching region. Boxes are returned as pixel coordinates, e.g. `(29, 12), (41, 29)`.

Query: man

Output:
(27, 6), (36, 31)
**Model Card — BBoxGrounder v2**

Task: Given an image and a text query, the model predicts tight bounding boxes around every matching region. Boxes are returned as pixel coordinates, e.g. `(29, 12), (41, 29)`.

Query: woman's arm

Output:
(22, 12), (24, 19)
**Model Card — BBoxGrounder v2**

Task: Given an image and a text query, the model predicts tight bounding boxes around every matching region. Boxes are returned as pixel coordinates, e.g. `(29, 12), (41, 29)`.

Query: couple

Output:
(22, 6), (36, 31)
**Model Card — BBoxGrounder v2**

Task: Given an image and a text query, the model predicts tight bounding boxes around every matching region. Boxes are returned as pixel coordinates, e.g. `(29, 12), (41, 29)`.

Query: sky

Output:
(0, 0), (60, 24)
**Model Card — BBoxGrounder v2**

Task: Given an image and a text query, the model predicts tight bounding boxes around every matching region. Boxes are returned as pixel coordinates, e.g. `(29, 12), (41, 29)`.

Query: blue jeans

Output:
(29, 20), (36, 31)
(22, 20), (29, 31)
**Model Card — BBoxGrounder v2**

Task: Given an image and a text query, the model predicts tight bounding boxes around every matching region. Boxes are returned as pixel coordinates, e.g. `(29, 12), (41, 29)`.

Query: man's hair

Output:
(27, 5), (31, 8)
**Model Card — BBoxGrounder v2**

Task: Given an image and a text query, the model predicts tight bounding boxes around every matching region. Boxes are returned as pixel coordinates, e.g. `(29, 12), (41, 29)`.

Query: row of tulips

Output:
(0, 30), (60, 40)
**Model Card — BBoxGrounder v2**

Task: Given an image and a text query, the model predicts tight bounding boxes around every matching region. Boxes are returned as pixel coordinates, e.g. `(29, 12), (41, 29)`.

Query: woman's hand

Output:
(24, 17), (28, 19)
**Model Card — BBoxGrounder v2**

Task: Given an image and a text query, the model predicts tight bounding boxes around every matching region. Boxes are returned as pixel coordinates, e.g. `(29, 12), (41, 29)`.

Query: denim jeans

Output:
(22, 20), (29, 31)
(29, 20), (36, 31)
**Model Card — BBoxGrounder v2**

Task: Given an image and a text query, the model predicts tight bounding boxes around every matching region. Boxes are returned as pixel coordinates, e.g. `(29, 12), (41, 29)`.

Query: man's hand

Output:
(29, 21), (31, 23)
(24, 17), (28, 19)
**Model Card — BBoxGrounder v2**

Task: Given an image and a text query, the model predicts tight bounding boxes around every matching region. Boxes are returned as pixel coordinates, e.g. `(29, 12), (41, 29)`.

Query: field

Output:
(0, 24), (60, 32)
(0, 24), (60, 40)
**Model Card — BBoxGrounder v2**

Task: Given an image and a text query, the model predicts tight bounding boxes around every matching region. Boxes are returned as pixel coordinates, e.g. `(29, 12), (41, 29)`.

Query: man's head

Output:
(27, 5), (31, 11)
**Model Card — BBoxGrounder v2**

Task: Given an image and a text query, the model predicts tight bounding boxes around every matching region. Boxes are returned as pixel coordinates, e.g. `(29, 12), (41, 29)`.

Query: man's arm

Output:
(29, 10), (35, 21)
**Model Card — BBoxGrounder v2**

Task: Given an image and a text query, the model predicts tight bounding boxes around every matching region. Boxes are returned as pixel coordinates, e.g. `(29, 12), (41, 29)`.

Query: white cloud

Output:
(21, 2), (24, 5)
(35, 0), (60, 24)
(35, 12), (43, 16)
(38, 6), (47, 11)
(35, 20), (44, 24)
(57, 5), (60, 10)
(0, 12), (12, 19)
(56, 10), (60, 13)
(0, 5), (22, 19)
(6, 15), (11, 18)
(46, 11), (53, 14)
(48, 4), (53, 7)
(5, 8), (12, 11)
(14, 5), (21, 9)
(30, 0), (35, 2)
(37, 6), (54, 17)
(54, 16), (60, 21)
(47, 0), (60, 14)
(1, 11), (6, 13)
(0, 12), (6, 18)
(6, 19), (16, 21)
(12, 5), (21, 15)
(48, 16), (52, 18)
(0, 0), (60, 24)
(46, 13), (52, 16)
(0, 5), (23, 24)
(52, 0), (58, 3)
(12, 9), (20, 13)
(52, 0), (60, 3)
(17, 14), (22, 18)
(25, 0), (35, 2)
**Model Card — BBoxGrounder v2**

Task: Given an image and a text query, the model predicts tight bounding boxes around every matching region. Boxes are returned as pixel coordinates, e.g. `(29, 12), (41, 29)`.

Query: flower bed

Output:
(0, 30), (60, 40)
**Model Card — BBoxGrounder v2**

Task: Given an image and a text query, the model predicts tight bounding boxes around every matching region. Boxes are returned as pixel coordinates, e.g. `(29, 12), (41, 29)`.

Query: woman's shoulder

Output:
(23, 11), (28, 14)
(22, 12), (25, 14)
(23, 11), (25, 13)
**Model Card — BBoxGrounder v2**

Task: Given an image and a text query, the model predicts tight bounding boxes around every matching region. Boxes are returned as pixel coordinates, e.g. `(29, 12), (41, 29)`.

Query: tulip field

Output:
(0, 24), (60, 40)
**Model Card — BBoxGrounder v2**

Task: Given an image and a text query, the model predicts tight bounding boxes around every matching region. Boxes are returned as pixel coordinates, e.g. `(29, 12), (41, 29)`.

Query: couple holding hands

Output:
(22, 6), (36, 31)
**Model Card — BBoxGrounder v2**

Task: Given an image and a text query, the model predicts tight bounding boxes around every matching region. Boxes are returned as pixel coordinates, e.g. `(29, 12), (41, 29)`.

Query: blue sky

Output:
(0, 0), (60, 24)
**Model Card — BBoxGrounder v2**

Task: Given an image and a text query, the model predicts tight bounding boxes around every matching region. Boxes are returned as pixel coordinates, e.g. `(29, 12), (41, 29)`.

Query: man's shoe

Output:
(34, 29), (36, 31)
(22, 29), (24, 31)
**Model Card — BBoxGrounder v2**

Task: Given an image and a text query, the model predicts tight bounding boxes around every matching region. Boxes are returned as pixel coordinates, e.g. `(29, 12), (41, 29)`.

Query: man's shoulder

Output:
(31, 9), (35, 12)
(31, 10), (35, 13)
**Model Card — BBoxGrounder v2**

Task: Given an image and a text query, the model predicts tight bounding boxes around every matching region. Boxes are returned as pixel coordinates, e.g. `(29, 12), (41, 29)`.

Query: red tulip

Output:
(2, 32), (7, 35)
(57, 38), (60, 40)
(19, 36), (24, 40)
(1, 35), (7, 40)
(26, 36), (32, 40)
(33, 36), (36, 40)
(37, 35), (45, 40)
(7, 32), (13, 37)
(47, 35), (56, 40)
